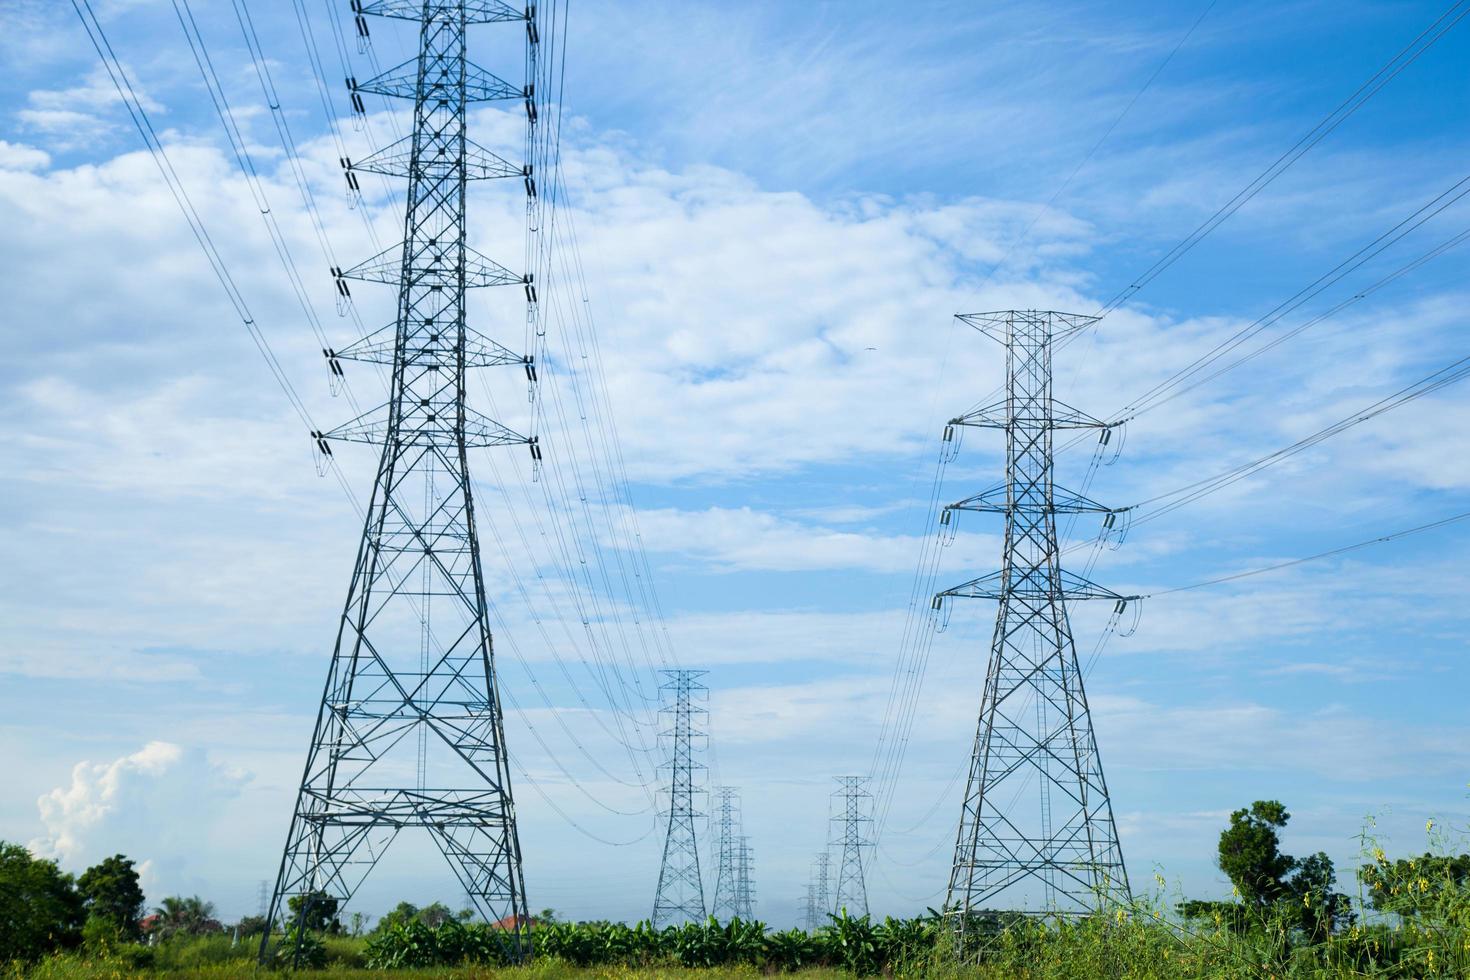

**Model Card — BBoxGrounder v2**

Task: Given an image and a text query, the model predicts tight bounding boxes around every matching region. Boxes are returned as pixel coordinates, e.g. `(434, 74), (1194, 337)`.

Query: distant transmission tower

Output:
(262, 0), (538, 963)
(813, 852), (832, 919)
(802, 880), (821, 931)
(935, 310), (1131, 931)
(831, 777), (872, 917)
(710, 786), (740, 921)
(652, 669), (708, 926)
(733, 835), (756, 920)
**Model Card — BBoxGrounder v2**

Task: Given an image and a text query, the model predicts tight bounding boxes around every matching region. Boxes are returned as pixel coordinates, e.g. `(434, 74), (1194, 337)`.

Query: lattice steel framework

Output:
(831, 777), (871, 917)
(652, 669), (708, 926)
(710, 786), (741, 921)
(262, 0), (539, 963)
(813, 852), (831, 919)
(801, 883), (820, 932)
(733, 836), (756, 920)
(936, 310), (1130, 932)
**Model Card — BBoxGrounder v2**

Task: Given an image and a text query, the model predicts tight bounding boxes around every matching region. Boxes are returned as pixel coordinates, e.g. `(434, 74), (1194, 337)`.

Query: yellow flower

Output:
(1373, 847), (1387, 863)
(1426, 818), (1435, 832)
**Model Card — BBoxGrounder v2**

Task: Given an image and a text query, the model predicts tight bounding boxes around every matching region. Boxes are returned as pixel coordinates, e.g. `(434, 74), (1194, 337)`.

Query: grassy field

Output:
(7, 911), (1469, 980)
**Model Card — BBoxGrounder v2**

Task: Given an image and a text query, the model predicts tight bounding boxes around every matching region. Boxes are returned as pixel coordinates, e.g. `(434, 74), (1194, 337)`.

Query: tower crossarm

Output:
(355, 58), (524, 104)
(358, 0), (526, 24)
(948, 399), (1110, 431)
(956, 309), (1100, 341)
(936, 569), (1131, 603)
(334, 323), (526, 368)
(943, 484), (1117, 516)
(324, 403), (530, 448)
(353, 136), (525, 182)
(342, 242), (525, 289)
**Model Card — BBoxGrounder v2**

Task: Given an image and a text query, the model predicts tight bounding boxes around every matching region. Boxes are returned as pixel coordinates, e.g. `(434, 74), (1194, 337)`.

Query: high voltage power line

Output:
(72, 0), (692, 870)
(63, 0), (1470, 930)
(865, 0), (1470, 860)
(1093, 0), (1470, 320)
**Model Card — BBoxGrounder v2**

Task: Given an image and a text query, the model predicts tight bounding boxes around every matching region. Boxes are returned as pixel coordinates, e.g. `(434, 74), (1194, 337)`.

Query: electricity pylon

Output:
(733, 835), (756, 920)
(831, 777), (872, 917)
(802, 882), (821, 932)
(262, 0), (538, 963)
(813, 852), (832, 919)
(935, 310), (1131, 935)
(710, 786), (740, 921)
(652, 669), (708, 926)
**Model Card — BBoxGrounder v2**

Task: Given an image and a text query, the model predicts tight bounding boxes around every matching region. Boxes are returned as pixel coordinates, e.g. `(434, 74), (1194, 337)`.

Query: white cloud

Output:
(32, 742), (248, 889)
(0, 140), (50, 171)
(630, 505), (999, 573)
(17, 65), (168, 149)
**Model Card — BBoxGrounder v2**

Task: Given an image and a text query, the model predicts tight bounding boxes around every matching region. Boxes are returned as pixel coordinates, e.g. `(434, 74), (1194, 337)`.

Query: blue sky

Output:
(2, 0), (1469, 929)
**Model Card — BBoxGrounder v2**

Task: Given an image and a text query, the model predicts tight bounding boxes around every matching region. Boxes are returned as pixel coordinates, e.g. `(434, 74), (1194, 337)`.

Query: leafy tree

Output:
(374, 901), (420, 933)
(234, 914), (269, 937)
(152, 895), (223, 938)
(417, 901), (454, 927)
(1360, 852), (1470, 918)
(1181, 800), (1351, 939)
(1290, 851), (1352, 940)
(372, 900), (455, 932)
(1218, 800), (1297, 910)
(78, 854), (145, 941)
(286, 889), (341, 933)
(0, 841), (86, 961)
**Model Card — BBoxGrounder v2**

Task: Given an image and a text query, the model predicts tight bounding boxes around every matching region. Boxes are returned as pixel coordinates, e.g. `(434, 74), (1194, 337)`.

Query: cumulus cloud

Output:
(32, 742), (248, 887)
(0, 140), (50, 171)
(627, 505), (1000, 573)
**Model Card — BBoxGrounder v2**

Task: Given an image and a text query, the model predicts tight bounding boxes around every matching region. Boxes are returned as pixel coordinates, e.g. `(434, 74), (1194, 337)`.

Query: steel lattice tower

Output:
(831, 777), (871, 917)
(813, 852), (831, 920)
(652, 669), (708, 926)
(733, 836), (755, 920)
(709, 786), (740, 921)
(935, 310), (1130, 931)
(262, 0), (538, 962)
(802, 881), (821, 931)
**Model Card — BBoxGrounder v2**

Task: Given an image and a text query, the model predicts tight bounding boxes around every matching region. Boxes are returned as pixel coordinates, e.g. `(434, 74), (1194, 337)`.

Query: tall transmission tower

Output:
(830, 777), (872, 917)
(935, 310), (1131, 932)
(652, 669), (708, 927)
(709, 786), (741, 921)
(733, 835), (756, 920)
(262, 0), (538, 963)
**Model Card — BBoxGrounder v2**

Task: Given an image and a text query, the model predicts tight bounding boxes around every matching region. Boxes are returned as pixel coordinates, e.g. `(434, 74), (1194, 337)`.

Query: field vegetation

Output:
(3, 801), (1467, 978)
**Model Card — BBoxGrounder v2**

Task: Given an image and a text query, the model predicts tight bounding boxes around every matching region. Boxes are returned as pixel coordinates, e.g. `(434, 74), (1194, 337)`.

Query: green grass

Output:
(11, 959), (836, 980)
(8, 885), (1468, 980)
